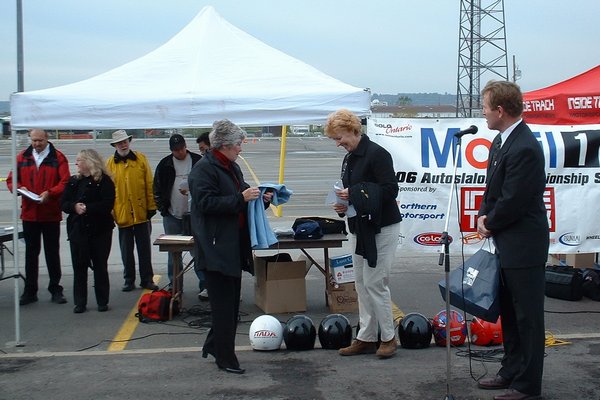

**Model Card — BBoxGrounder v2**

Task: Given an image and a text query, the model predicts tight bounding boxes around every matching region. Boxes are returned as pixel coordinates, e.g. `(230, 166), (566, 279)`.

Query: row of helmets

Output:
(398, 310), (503, 349)
(249, 310), (503, 351)
(249, 314), (352, 351)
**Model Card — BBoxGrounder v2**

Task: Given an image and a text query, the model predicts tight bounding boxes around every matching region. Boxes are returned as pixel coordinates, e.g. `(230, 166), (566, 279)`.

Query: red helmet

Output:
(470, 316), (503, 346)
(432, 309), (467, 347)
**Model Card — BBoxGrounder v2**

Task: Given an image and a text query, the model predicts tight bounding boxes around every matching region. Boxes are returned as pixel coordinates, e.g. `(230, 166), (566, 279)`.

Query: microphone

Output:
(454, 125), (478, 138)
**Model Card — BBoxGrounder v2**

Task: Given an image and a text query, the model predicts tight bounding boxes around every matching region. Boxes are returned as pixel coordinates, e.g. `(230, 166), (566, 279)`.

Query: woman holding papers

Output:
(325, 109), (402, 359)
(189, 119), (271, 374)
(61, 149), (115, 313)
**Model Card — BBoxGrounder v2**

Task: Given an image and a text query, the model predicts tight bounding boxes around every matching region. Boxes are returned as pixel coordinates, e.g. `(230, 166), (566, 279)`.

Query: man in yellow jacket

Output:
(106, 130), (158, 292)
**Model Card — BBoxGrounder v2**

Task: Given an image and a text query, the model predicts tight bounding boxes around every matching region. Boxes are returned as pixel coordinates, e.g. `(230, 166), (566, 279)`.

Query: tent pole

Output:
(10, 129), (23, 347)
(10, 0), (24, 347)
(275, 126), (288, 217)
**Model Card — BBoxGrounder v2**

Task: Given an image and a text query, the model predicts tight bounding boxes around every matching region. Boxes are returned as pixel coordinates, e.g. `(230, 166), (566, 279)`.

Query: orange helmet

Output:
(470, 316), (503, 346)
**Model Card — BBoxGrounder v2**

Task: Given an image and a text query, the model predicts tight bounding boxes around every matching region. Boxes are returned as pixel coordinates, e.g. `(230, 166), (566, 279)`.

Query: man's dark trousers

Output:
(22, 220), (63, 295)
(118, 221), (154, 286)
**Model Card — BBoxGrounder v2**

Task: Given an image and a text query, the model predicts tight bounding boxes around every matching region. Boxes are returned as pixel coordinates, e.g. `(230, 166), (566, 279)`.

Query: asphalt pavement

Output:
(1, 137), (599, 400)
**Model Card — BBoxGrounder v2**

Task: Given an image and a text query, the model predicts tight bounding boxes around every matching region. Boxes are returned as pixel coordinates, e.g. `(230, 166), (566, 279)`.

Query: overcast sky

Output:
(0, 0), (597, 102)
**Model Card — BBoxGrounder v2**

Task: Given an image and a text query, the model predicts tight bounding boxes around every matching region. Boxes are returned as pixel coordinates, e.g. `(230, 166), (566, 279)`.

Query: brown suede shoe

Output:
(376, 338), (397, 359)
(338, 339), (377, 356)
(478, 375), (511, 390)
(493, 388), (541, 400)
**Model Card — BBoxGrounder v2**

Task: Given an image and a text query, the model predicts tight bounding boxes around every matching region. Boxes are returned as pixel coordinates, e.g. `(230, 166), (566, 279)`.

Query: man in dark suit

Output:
(476, 81), (549, 400)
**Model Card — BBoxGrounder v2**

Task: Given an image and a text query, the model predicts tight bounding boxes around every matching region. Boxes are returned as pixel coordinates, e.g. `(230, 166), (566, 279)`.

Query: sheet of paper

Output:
(325, 182), (356, 217)
(17, 188), (41, 202)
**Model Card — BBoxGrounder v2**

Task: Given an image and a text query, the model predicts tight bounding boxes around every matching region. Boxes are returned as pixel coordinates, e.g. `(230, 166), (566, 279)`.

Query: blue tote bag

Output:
(438, 241), (500, 322)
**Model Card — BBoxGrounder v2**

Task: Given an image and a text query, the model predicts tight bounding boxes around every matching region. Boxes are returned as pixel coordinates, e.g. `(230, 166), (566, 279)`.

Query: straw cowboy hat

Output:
(110, 129), (133, 146)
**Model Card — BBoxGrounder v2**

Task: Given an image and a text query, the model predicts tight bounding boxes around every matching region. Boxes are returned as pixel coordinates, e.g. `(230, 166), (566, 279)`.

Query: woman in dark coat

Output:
(325, 109), (402, 359)
(61, 149), (115, 313)
(188, 119), (271, 374)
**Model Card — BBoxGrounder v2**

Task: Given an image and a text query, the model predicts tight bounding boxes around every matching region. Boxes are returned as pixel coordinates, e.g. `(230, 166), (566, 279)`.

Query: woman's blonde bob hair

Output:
(324, 109), (362, 138)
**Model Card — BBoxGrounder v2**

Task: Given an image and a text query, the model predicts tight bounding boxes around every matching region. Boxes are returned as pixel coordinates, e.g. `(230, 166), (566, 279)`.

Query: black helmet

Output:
(283, 315), (316, 351)
(318, 314), (352, 350)
(398, 312), (433, 349)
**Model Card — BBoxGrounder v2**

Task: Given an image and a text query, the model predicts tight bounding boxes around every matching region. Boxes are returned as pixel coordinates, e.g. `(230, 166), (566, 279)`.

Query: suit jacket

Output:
(478, 121), (549, 268)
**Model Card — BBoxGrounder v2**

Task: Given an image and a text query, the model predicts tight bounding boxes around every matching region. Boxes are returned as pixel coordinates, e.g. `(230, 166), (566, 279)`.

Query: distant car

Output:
(291, 125), (310, 135)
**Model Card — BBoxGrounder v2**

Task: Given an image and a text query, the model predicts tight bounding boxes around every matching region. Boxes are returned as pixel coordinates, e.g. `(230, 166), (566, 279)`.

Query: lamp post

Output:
(512, 55), (522, 83)
(17, 0), (24, 92)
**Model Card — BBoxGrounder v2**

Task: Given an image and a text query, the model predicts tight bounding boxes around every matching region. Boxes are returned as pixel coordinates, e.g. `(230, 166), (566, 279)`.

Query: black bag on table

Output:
(292, 217), (347, 235)
(544, 265), (583, 301)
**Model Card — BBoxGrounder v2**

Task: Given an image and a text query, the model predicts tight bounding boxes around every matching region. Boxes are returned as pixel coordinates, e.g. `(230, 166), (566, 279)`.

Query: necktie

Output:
(491, 136), (501, 167)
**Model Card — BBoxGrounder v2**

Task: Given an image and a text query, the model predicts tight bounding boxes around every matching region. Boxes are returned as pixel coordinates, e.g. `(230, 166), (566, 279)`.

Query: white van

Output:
(291, 125), (309, 135)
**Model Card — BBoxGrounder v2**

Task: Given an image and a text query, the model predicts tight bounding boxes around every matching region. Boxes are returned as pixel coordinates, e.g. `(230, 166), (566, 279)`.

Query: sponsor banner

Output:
(368, 117), (600, 255)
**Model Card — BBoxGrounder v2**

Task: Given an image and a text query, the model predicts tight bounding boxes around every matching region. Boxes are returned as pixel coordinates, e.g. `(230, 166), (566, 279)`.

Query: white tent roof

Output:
(10, 6), (370, 130)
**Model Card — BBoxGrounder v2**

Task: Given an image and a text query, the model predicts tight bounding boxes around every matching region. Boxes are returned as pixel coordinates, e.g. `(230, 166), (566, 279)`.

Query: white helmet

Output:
(249, 315), (283, 351)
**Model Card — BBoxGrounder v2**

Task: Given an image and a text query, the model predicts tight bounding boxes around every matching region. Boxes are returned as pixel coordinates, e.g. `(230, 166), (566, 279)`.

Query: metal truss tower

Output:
(456, 0), (509, 117)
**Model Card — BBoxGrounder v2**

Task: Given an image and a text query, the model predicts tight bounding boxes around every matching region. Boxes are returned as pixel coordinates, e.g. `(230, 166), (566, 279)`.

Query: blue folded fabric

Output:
(249, 183), (293, 249)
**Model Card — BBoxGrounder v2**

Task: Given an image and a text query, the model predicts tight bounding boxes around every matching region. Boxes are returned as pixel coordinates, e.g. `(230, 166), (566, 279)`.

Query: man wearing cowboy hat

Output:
(106, 130), (158, 292)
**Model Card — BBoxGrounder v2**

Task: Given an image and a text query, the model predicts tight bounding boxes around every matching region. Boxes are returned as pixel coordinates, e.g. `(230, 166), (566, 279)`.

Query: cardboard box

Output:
(548, 253), (597, 269)
(254, 256), (307, 314)
(566, 253), (596, 269)
(326, 280), (358, 313)
(330, 254), (355, 284)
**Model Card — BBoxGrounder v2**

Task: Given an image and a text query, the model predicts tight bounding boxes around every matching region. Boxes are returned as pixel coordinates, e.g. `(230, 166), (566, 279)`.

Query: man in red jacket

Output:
(7, 129), (70, 305)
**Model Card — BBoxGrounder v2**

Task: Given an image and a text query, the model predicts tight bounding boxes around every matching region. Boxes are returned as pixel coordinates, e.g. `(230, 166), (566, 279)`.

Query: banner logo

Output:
(414, 232), (451, 246)
(559, 232), (581, 246)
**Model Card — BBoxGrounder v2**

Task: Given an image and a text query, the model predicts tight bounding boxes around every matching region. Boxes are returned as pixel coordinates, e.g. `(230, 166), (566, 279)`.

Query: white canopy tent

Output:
(7, 5), (370, 346)
(10, 6), (370, 129)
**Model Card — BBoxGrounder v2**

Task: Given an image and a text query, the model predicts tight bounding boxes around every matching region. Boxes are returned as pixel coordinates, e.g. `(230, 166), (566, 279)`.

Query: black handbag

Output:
(545, 265), (583, 301)
(439, 242), (500, 322)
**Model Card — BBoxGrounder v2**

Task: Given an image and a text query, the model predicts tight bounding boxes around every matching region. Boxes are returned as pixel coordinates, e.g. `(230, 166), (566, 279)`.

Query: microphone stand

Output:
(438, 133), (467, 400)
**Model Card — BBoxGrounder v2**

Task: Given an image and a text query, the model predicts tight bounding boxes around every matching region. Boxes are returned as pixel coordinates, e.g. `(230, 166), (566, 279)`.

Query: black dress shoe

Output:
(141, 282), (158, 291)
(218, 366), (245, 374)
(478, 374), (512, 390)
(97, 305), (109, 312)
(19, 294), (38, 306)
(122, 283), (135, 292)
(73, 305), (87, 313)
(51, 292), (67, 304)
